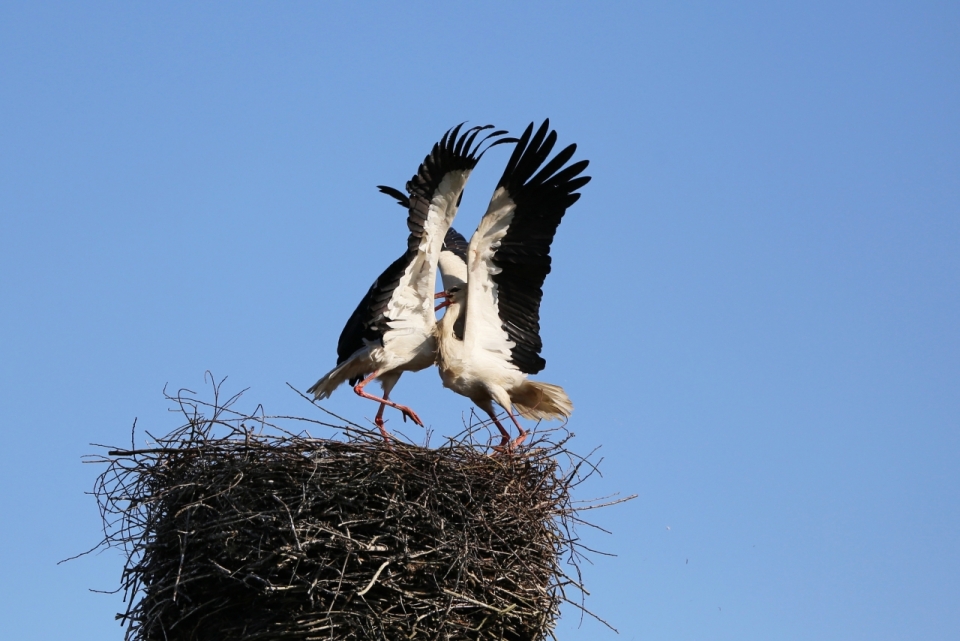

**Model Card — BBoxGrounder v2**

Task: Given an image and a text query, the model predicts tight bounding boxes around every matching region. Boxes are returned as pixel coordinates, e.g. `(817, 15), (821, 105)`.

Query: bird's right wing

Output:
(334, 125), (510, 365)
(464, 120), (590, 373)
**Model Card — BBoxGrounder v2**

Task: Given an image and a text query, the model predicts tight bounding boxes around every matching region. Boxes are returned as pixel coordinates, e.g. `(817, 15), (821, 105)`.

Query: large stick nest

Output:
(89, 380), (624, 640)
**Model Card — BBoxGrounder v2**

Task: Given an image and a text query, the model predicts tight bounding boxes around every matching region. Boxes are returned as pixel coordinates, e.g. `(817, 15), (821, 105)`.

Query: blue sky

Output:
(1, 2), (958, 639)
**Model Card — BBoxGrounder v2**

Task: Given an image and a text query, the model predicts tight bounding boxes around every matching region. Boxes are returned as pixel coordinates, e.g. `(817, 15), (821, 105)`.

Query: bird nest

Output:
(88, 379), (626, 641)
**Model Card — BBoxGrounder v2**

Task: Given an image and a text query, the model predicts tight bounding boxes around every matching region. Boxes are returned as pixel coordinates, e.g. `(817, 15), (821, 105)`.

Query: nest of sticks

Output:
(89, 379), (625, 640)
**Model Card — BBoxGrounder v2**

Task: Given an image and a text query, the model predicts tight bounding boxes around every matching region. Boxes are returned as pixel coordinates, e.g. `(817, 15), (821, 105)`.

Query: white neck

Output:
(436, 298), (466, 362)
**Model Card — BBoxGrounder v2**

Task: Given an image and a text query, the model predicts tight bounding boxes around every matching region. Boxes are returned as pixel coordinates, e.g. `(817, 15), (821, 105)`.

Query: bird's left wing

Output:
(332, 127), (509, 368)
(464, 120), (590, 373)
(373, 125), (511, 326)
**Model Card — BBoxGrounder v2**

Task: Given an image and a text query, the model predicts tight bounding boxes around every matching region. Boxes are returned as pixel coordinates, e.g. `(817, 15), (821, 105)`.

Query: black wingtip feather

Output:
(499, 122), (535, 188)
(377, 185), (410, 208)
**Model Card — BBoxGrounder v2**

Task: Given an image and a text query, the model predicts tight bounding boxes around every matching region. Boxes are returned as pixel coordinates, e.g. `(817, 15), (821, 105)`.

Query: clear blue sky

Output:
(1, 3), (958, 639)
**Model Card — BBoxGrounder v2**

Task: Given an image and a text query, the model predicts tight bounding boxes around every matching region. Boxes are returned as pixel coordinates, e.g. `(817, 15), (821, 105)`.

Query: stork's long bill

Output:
(307, 120), (589, 449)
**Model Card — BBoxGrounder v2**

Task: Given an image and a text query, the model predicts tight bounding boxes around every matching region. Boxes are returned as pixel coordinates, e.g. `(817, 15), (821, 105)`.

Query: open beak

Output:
(434, 290), (454, 312)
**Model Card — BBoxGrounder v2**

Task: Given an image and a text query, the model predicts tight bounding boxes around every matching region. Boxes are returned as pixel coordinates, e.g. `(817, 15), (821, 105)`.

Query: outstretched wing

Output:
(464, 120), (590, 374)
(335, 125), (511, 368)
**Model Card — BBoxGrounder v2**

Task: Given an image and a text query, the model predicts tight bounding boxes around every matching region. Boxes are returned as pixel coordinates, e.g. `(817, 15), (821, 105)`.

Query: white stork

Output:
(435, 120), (590, 450)
(307, 124), (512, 440)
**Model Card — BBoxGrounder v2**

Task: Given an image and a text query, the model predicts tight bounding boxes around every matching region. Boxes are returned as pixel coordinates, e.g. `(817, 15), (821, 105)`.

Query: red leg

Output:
(505, 407), (528, 450)
(372, 401), (390, 442)
(353, 372), (423, 430)
(487, 414), (513, 452)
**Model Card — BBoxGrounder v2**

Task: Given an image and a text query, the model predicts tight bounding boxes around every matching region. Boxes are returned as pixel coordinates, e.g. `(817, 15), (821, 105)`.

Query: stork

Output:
(307, 124), (512, 440)
(434, 120), (590, 450)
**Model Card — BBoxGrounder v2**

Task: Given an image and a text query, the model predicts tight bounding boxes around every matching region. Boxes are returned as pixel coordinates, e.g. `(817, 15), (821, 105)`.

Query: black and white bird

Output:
(435, 120), (590, 449)
(307, 124), (511, 440)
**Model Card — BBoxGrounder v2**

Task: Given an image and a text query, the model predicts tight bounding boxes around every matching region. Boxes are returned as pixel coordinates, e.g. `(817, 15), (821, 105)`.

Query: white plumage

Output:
(435, 120), (590, 449)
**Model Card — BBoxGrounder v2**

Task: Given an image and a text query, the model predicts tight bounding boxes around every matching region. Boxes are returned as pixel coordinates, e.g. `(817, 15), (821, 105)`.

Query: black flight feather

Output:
(377, 185), (409, 208)
(442, 227), (469, 262)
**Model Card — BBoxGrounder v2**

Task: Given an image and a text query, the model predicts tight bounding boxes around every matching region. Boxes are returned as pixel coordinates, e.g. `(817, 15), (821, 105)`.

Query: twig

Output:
(356, 559), (392, 597)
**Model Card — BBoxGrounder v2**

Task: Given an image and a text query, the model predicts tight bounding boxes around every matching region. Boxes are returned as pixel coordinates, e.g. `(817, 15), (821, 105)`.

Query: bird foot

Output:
(491, 435), (529, 456)
(491, 438), (514, 455)
(400, 407), (424, 427)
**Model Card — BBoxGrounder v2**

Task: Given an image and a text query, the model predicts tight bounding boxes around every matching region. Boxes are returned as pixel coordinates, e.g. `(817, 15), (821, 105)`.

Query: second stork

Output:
(435, 120), (590, 449)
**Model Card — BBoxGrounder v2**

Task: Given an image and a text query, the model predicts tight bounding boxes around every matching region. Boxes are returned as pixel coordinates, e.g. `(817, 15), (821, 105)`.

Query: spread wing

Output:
(335, 125), (510, 367)
(464, 120), (590, 373)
